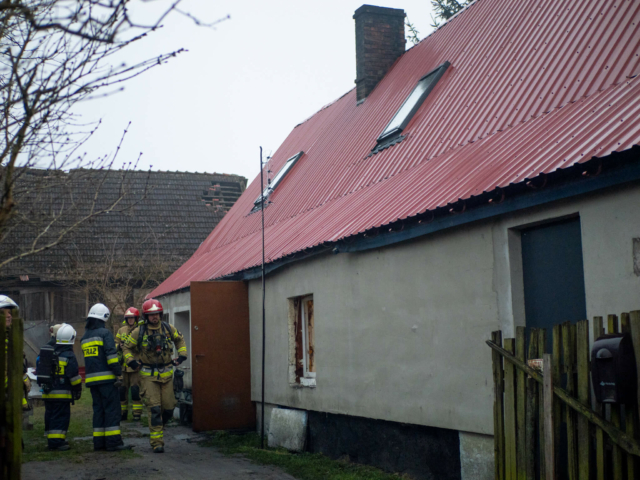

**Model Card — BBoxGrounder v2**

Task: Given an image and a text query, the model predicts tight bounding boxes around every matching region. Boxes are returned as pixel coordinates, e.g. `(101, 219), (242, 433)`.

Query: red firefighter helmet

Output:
(123, 307), (140, 324)
(142, 299), (163, 318)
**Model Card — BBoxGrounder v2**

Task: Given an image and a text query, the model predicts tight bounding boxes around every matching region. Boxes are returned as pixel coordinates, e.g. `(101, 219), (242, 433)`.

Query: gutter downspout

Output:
(260, 147), (266, 449)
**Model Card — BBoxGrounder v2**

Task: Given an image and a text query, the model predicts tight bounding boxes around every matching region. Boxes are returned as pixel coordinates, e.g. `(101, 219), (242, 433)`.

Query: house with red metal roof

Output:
(151, 2), (640, 478)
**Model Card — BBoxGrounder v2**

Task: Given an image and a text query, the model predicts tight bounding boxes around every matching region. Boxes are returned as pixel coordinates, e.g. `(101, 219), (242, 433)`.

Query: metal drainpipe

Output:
(260, 146), (266, 449)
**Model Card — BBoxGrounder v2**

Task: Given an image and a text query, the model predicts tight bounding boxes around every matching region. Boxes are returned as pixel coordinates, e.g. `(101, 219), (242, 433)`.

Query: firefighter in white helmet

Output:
(115, 307), (143, 421)
(38, 323), (65, 438)
(36, 325), (82, 450)
(80, 303), (131, 451)
(1, 295), (31, 411)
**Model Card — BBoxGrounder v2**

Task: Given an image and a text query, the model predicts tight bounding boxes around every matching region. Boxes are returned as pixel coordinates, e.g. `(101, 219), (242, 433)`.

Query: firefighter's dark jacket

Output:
(37, 344), (82, 401)
(81, 318), (122, 387)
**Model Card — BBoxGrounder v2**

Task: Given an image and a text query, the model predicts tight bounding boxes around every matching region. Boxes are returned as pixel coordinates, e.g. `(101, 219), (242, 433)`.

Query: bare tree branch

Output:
(0, 0), (228, 273)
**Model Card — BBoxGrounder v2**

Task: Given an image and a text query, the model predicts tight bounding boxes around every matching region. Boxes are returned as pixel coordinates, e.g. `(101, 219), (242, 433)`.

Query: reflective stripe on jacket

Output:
(42, 389), (72, 400)
(140, 365), (174, 378)
(81, 327), (121, 386)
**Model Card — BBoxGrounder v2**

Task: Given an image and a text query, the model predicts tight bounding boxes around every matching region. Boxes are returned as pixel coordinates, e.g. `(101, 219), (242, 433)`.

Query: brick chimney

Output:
(354, 5), (406, 103)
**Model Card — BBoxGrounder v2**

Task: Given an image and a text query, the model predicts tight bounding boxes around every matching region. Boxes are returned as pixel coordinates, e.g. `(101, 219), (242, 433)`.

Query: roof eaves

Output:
(215, 147), (640, 283)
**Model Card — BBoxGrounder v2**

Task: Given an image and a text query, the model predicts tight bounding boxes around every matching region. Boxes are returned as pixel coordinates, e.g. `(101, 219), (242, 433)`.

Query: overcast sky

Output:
(75, 1), (436, 183)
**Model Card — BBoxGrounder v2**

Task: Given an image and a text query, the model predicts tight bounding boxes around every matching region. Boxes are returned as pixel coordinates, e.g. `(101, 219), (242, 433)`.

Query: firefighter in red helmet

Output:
(115, 307), (143, 421)
(122, 299), (187, 453)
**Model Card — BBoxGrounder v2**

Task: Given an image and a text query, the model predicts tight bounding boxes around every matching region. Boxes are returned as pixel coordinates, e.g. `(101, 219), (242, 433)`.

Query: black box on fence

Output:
(591, 333), (637, 404)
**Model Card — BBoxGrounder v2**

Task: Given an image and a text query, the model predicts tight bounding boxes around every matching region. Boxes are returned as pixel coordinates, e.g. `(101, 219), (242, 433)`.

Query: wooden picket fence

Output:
(0, 311), (24, 480)
(487, 311), (640, 480)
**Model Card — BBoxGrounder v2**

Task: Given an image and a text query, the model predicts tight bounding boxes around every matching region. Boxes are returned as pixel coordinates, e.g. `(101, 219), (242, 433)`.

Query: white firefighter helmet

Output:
(88, 303), (110, 321)
(0, 295), (19, 311)
(56, 324), (77, 345)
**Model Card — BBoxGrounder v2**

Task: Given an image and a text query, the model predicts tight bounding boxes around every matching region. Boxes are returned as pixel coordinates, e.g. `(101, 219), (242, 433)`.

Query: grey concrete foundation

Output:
(459, 431), (494, 480)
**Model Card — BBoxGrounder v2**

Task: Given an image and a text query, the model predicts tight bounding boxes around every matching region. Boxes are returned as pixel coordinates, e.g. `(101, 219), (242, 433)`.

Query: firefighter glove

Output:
(128, 360), (140, 370)
(173, 356), (187, 366)
(114, 377), (123, 388)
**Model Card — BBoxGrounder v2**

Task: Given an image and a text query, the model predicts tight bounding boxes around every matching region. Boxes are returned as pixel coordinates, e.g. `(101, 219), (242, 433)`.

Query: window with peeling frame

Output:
(289, 294), (315, 386)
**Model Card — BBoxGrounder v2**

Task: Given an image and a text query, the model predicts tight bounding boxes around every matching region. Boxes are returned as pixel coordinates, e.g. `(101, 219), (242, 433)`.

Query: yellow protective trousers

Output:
(119, 371), (142, 419)
(140, 375), (176, 448)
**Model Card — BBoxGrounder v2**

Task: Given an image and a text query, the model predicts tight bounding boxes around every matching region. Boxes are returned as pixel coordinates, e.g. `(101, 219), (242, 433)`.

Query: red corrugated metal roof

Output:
(152, 0), (640, 297)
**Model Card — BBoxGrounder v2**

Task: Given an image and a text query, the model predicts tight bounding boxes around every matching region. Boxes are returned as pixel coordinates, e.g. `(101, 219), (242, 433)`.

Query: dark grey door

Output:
(521, 217), (587, 348)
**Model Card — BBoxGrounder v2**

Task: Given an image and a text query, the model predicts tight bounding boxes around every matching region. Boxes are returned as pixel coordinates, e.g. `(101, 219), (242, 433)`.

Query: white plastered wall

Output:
(250, 222), (499, 435)
(158, 290), (192, 388)
(248, 181), (640, 437)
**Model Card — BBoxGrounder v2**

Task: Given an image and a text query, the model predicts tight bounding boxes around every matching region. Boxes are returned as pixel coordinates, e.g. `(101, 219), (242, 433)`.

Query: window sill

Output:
(300, 377), (316, 387)
(289, 377), (316, 388)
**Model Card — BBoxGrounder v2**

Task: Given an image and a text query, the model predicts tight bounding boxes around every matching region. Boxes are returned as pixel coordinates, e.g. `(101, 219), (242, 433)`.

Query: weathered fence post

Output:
(608, 314), (623, 480)
(6, 312), (23, 479)
(576, 320), (590, 480)
(629, 310), (640, 478)
(492, 330), (505, 480)
(631, 311), (640, 414)
(525, 377), (536, 480)
(562, 321), (577, 480)
(543, 353), (554, 480)
(593, 316), (605, 480)
(525, 330), (538, 480)
(515, 327), (526, 480)
(538, 329), (546, 480)
(621, 313), (637, 479)
(551, 324), (562, 478)
(504, 338), (517, 480)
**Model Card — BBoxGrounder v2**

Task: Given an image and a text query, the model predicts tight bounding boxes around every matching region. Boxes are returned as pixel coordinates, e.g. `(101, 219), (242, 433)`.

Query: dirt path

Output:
(23, 422), (296, 480)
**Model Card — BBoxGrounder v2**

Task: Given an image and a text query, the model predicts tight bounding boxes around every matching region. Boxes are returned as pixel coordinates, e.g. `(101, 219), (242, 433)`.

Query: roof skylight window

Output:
(253, 151), (304, 209)
(376, 61), (450, 144)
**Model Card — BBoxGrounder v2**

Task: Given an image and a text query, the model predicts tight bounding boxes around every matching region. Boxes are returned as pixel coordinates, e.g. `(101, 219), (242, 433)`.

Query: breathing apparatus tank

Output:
(36, 344), (59, 393)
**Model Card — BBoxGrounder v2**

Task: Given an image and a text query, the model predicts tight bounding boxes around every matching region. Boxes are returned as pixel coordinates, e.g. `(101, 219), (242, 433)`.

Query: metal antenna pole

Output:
(260, 146), (266, 449)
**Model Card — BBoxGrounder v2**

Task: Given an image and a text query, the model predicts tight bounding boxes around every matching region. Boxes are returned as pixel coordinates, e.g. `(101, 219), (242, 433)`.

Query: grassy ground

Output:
(23, 386), (141, 463)
(24, 390), (411, 479)
(200, 432), (411, 480)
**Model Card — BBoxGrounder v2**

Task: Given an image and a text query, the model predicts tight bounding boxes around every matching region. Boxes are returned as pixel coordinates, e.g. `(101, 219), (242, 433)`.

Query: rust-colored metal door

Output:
(190, 281), (255, 432)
